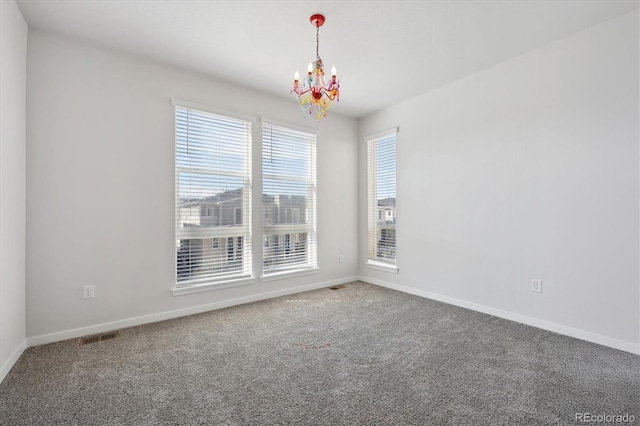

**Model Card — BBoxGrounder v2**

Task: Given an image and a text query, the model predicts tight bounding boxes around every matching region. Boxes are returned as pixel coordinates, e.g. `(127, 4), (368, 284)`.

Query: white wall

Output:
(0, 0), (28, 380)
(359, 11), (640, 353)
(26, 31), (358, 343)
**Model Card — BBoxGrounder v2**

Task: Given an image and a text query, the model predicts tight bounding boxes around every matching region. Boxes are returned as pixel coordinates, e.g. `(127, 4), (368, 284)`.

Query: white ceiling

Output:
(16, 0), (639, 118)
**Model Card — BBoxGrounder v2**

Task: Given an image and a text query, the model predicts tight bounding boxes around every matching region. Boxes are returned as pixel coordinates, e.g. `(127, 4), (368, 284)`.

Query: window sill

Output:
(261, 267), (319, 283)
(171, 276), (255, 296)
(366, 261), (399, 274)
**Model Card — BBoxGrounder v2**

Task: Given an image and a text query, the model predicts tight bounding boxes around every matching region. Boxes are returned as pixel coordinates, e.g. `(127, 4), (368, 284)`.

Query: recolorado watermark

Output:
(575, 413), (636, 423)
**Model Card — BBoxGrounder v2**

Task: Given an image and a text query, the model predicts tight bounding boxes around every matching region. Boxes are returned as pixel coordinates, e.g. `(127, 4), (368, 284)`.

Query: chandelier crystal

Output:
(291, 14), (340, 120)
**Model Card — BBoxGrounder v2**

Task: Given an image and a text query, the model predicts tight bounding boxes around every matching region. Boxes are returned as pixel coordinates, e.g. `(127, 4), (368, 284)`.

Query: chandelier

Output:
(291, 14), (340, 120)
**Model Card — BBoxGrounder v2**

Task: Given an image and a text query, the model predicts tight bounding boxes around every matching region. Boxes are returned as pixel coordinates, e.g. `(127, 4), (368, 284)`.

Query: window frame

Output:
(172, 101), (255, 294)
(366, 128), (399, 273)
(260, 120), (318, 279)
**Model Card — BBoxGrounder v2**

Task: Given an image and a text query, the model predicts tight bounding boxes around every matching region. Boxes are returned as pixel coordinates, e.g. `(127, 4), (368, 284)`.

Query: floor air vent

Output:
(78, 331), (119, 346)
(329, 285), (346, 290)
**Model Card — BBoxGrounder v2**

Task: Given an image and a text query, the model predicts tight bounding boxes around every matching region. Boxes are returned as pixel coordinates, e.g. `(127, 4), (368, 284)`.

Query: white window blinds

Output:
(262, 123), (317, 275)
(367, 130), (397, 265)
(175, 106), (252, 285)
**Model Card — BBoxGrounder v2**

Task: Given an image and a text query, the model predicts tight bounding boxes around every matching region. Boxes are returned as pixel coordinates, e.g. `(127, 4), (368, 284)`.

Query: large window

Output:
(175, 106), (252, 286)
(262, 123), (317, 275)
(367, 129), (397, 267)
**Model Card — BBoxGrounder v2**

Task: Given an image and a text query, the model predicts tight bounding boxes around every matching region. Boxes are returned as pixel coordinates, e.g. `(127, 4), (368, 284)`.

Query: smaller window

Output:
(367, 129), (397, 267)
(227, 237), (234, 261)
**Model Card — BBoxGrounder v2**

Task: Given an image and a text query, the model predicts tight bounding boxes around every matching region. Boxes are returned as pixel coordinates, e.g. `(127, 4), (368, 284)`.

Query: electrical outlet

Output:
(83, 285), (95, 299)
(531, 279), (542, 293)
(339, 254), (344, 263)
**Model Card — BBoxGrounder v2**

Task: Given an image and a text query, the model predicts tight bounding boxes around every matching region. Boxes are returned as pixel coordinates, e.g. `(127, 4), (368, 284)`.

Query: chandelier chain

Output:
(316, 26), (320, 61)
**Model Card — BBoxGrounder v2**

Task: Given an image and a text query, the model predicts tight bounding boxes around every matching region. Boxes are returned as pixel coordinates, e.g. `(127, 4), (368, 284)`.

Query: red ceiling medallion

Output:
(310, 14), (325, 28)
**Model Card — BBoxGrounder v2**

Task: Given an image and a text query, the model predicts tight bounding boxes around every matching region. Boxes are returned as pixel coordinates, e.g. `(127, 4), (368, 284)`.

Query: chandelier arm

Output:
(320, 88), (338, 101)
(295, 87), (312, 96)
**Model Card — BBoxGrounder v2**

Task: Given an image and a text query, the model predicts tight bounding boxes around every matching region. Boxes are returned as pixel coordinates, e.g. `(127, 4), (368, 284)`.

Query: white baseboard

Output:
(0, 339), (27, 384)
(26, 274), (638, 355)
(27, 276), (359, 348)
(360, 276), (640, 355)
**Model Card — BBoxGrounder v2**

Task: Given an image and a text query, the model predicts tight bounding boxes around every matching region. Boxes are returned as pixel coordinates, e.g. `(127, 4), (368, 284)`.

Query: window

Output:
(175, 106), (252, 286)
(262, 123), (317, 275)
(367, 129), (397, 267)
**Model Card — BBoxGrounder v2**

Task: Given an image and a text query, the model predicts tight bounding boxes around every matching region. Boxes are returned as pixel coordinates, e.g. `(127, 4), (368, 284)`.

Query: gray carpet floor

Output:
(1, 281), (638, 425)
